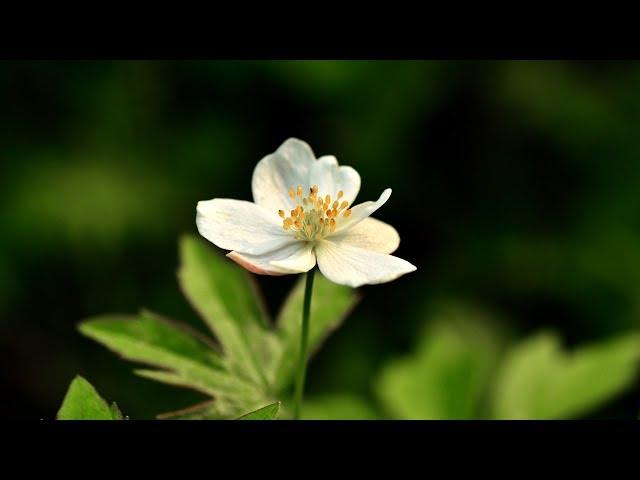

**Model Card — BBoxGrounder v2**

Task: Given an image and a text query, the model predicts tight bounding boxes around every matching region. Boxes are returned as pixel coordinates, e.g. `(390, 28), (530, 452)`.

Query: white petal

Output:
(335, 188), (392, 232)
(227, 242), (316, 276)
(309, 155), (361, 205)
(315, 239), (416, 288)
(196, 198), (295, 255)
(330, 217), (400, 254)
(251, 138), (316, 212)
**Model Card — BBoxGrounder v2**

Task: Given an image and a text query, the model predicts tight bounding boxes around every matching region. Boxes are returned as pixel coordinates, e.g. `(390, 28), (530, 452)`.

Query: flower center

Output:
(278, 184), (352, 241)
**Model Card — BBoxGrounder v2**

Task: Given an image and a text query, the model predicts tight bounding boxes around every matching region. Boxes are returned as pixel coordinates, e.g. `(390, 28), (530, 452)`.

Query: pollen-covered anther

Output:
(278, 185), (349, 240)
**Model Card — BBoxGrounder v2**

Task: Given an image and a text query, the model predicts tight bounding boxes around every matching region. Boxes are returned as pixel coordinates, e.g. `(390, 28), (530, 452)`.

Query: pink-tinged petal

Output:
(309, 155), (361, 205)
(330, 217), (400, 254)
(315, 239), (416, 288)
(196, 198), (295, 255)
(227, 242), (316, 276)
(251, 138), (316, 212)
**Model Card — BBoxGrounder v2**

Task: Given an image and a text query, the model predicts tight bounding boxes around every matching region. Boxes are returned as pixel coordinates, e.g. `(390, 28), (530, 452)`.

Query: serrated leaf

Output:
(57, 376), (121, 420)
(492, 331), (640, 419)
(178, 235), (275, 388)
(237, 402), (280, 420)
(79, 235), (359, 419)
(301, 394), (378, 420)
(79, 310), (258, 398)
(271, 273), (359, 392)
(375, 303), (504, 419)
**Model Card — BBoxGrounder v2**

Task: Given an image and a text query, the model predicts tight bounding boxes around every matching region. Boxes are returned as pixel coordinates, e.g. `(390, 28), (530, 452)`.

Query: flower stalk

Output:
(293, 267), (316, 419)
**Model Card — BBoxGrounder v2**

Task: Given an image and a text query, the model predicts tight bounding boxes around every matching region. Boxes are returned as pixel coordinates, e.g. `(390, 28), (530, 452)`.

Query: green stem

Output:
(293, 268), (315, 420)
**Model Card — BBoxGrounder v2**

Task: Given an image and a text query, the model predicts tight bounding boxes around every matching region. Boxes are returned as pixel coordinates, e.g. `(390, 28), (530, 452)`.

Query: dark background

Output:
(2, 60), (640, 419)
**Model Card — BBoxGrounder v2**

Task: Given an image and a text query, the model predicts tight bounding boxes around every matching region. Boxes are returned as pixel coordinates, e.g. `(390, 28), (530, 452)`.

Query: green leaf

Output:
(80, 235), (359, 419)
(110, 402), (124, 420)
(178, 235), (275, 387)
(237, 402), (281, 420)
(492, 331), (640, 419)
(57, 375), (122, 420)
(271, 273), (359, 392)
(157, 400), (227, 420)
(78, 310), (259, 399)
(301, 394), (378, 420)
(375, 302), (504, 419)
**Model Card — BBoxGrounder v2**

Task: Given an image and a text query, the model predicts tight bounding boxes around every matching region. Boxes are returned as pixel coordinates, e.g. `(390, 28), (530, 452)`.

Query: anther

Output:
(337, 190), (344, 199)
(278, 210), (285, 218)
(343, 209), (352, 217)
(289, 187), (295, 199)
(297, 185), (303, 198)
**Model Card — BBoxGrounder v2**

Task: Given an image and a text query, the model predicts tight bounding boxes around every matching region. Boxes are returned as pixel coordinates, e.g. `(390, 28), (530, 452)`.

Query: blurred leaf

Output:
(375, 303), (504, 419)
(156, 400), (224, 420)
(5, 159), (175, 249)
(110, 401), (124, 420)
(271, 273), (359, 392)
(301, 394), (378, 420)
(492, 331), (640, 419)
(80, 234), (358, 419)
(237, 402), (280, 420)
(79, 310), (258, 399)
(57, 375), (123, 420)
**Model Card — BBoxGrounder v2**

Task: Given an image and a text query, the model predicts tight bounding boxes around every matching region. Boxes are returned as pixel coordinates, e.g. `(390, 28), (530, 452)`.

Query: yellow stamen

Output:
(279, 185), (352, 240)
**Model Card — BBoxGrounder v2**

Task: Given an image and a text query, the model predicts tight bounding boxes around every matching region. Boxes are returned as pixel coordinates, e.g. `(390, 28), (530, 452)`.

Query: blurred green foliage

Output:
(3, 61), (640, 418)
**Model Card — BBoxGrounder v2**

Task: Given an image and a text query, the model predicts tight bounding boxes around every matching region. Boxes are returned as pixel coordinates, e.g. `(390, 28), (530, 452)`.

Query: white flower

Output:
(196, 138), (417, 287)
